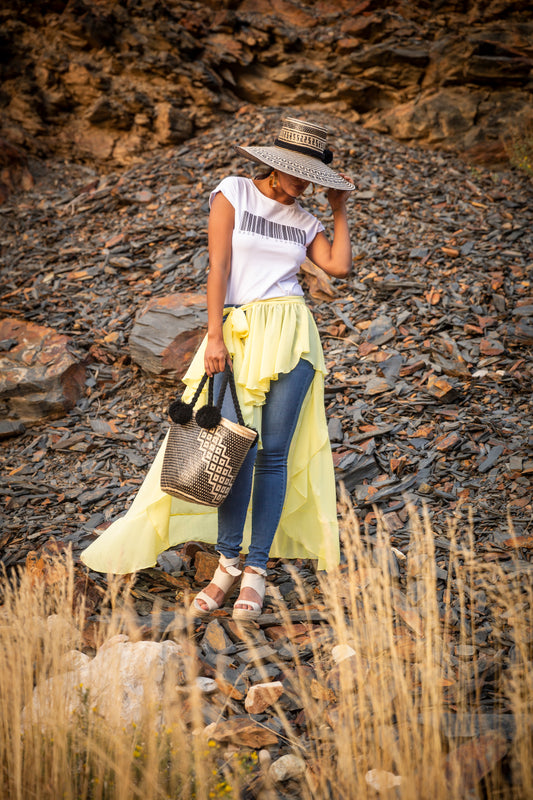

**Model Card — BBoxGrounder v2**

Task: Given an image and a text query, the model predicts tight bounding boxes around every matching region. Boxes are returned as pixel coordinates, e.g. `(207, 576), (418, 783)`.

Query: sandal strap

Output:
(218, 554), (242, 578)
(193, 591), (220, 612)
(211, 565), (239, 594)
(234, 599), (262, 613)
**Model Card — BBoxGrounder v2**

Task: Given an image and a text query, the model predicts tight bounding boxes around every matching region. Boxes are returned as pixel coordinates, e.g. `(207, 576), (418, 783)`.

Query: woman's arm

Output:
(205, 192), (234, 376)
(306, 182), (353, 278)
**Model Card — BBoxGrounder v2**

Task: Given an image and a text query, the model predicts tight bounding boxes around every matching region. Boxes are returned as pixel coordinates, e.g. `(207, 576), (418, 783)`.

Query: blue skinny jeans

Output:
(212, 358), (315, 571)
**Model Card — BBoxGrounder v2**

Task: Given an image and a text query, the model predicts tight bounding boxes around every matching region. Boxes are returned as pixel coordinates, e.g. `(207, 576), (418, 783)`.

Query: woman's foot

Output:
(233, 566), (266, 621)
(191, 555), (241, 616)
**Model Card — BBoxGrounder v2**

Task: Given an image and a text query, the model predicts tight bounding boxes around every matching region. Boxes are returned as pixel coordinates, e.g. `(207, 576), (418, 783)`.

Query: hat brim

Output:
(234, 145), (355, 191)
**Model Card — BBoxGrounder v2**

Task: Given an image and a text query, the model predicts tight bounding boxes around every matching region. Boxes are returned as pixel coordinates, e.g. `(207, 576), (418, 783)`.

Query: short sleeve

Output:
(307, 217), (325, 245)
(209, 176), (240, 209)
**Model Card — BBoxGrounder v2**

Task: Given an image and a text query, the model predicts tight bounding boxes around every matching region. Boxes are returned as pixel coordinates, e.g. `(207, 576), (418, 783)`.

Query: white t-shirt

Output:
(209, 176), (324, 305)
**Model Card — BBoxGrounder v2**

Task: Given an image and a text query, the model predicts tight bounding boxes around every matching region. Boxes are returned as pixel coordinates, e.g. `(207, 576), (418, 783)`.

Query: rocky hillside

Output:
(0, 0), (531, 187)
(1, 104), (532, 559)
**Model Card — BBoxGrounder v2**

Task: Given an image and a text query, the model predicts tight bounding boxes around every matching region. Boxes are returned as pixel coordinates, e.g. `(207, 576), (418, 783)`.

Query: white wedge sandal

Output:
(191, 555), (242, 617)
(232, 566), (266, 621)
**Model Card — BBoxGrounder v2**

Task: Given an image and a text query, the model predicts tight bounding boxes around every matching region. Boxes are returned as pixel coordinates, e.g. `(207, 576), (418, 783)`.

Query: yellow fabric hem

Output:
(80, 297), (339, 575)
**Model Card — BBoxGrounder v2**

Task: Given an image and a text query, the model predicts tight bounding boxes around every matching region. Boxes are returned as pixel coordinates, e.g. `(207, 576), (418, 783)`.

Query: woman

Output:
(81, 117), (354, 620)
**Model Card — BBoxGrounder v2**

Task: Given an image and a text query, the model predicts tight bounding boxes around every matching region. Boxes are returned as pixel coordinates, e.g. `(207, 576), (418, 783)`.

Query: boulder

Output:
(129, 292), (207, 378)
(364, 89), (484, 145)
(269, 754), (306, 783)
(25, 635), (188, 730)
(0, 317), (86, 423)
(0, 420), (26, 439)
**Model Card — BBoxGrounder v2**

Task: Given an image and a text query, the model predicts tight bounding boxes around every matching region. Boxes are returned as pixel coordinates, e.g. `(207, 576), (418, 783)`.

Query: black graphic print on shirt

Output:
(240, 211), (306, 246)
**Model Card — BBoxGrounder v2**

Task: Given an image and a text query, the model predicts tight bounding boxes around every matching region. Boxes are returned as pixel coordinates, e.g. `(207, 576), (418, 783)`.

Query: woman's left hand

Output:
(327, 174), (352, 212)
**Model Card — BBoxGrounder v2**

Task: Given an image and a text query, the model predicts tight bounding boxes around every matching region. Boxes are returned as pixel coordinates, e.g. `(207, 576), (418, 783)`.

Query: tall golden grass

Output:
(0, 500), (531, 799)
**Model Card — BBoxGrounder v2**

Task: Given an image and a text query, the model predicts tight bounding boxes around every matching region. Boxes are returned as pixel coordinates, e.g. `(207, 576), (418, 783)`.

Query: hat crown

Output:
(276, 117), (328, 157)
(233, 115), (355, 191)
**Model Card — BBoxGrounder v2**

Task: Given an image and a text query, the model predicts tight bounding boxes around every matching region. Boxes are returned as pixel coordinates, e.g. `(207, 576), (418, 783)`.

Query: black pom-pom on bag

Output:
(168, 399), (193, 425)
(161, 365), (258, 507)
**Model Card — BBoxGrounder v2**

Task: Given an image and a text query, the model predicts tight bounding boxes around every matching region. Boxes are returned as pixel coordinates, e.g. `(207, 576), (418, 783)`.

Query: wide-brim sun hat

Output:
(234, 117), (355, 191)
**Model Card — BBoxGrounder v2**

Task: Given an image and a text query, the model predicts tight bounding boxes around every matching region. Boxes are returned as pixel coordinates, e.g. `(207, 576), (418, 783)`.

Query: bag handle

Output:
(211, 364), (245, 427)
(168, 363), (246, 430)
(189, 372), (210, 407)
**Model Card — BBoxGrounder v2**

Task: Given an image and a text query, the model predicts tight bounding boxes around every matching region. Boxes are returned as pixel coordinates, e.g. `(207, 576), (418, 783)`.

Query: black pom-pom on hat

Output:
(322, 148), (333, 165)
(196, 405), (221, 429)
(169, 399), (193, 424)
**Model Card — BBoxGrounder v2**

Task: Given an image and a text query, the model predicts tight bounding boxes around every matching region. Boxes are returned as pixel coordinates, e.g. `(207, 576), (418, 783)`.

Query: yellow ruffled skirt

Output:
(81, 296), (339, 573)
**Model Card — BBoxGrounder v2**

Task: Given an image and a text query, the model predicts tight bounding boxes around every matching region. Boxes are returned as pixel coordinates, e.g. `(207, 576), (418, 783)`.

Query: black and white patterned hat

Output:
(234, 117), (355, 191)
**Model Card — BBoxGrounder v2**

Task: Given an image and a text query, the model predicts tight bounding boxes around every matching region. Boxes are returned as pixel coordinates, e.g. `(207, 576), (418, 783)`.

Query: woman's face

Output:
(276, 171), (311, 199)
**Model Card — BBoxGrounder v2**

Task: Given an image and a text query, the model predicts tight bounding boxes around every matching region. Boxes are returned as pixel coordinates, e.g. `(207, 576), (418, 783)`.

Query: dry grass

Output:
(1, 501), (532, 799)
(504, 114), (533, 177)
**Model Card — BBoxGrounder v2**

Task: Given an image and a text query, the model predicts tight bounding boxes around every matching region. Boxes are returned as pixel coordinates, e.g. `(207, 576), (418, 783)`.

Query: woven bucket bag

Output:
(160, 365), (258, 507)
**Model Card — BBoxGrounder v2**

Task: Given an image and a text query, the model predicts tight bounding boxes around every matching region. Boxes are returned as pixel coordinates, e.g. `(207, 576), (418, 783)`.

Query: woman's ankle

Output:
(243, 564), (267, 576)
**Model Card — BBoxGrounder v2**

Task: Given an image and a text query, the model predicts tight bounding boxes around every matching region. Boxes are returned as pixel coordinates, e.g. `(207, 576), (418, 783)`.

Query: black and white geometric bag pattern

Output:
(160, 365), (258, 507)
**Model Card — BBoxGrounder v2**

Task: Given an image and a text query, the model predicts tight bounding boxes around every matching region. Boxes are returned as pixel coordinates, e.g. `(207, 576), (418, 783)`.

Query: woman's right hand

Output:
(204, 336), (230, 377)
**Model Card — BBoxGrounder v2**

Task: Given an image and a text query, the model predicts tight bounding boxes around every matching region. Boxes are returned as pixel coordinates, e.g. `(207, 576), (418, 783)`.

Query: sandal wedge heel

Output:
(232, 567), (266, 621)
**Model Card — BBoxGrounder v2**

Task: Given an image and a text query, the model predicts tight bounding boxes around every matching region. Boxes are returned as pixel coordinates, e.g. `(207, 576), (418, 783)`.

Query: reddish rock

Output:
(181, 541), (208, 560)
(194, 550), (220, 583)
(129, 293), (207, 378)
(25, 539), (70, 588)
(265, 622), (314, 643)
(204, 716), (278, 747)
(244, 681), (284, 714)
(480, 338), (505, 356)
(435, 432), (462, 452)
(0, 318), (86, 423)
(426, 374), (460, 403)
(215, 675), (246, 701)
